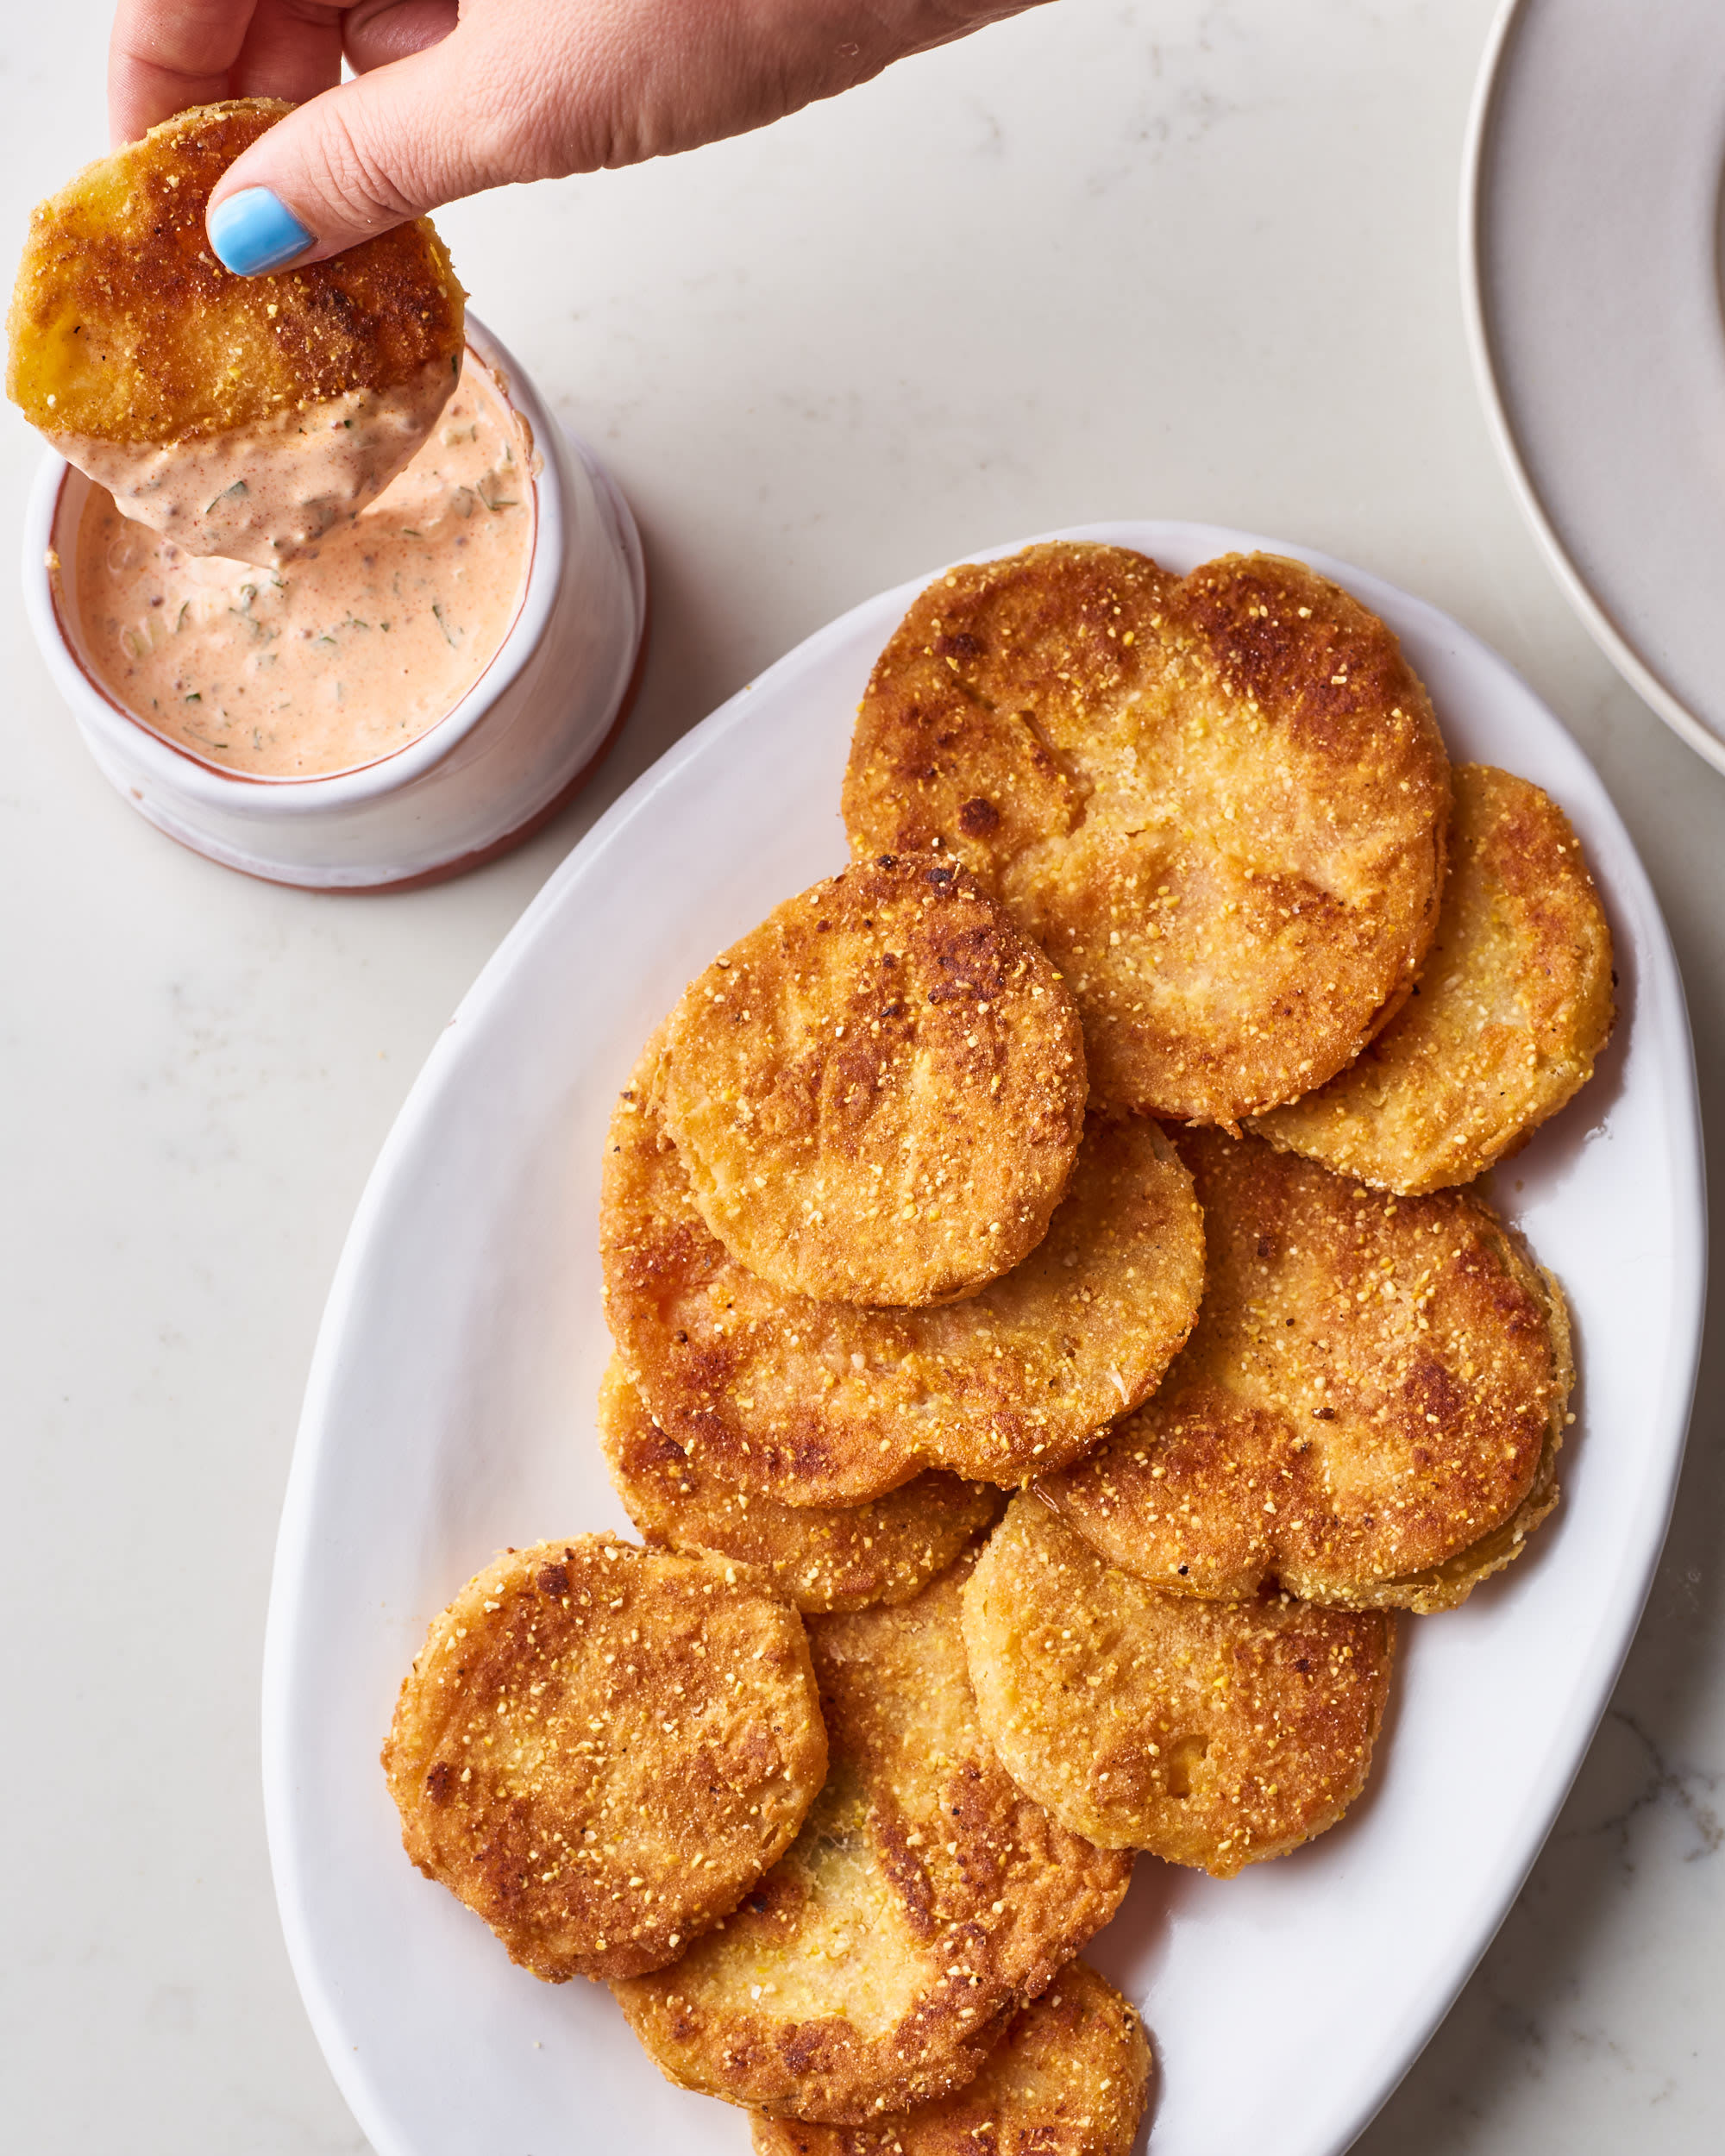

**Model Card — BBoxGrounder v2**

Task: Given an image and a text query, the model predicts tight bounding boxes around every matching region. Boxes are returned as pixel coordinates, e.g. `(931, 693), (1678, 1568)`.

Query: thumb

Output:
(207, 35), (519, 273)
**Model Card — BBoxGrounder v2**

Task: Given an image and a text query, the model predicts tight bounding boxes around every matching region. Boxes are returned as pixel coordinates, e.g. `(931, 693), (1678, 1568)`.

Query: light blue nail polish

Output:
(209, 188), (315, 276)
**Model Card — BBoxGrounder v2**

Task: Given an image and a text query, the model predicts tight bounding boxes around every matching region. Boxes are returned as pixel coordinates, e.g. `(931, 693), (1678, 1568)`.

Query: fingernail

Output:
(209, 187), (315, 276)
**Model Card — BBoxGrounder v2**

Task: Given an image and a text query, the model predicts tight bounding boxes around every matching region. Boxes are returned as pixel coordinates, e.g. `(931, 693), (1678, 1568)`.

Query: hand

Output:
(109, 1), (1051, 273)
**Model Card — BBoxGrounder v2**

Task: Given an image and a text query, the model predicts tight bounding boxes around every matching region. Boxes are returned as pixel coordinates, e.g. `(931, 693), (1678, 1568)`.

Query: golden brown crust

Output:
(599, 1358), (1005, 1614)
(842, 543), (1451, 1124)
(7, 101), (465, 442)
(748, 1959), (1151, 2155)
(1043, 1131), (1572, 1613)
(381, 1537), (825, 1981)
(963, 1497), (1395, 1874)
(601, 1031), (1207, 1506)
(1251, 765), (1615, 1192)
(662, 854), (1087, 1307)
(611, 1559), (1133, 2122)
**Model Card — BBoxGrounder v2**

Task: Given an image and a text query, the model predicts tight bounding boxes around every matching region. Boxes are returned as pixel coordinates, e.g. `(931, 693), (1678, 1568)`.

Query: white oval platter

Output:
(1465, 0), (1725, 774)
(263, 521), (1705, 2156)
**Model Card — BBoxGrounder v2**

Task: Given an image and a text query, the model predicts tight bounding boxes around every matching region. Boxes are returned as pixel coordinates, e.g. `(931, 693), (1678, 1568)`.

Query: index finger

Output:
(109, 0), (260, 142)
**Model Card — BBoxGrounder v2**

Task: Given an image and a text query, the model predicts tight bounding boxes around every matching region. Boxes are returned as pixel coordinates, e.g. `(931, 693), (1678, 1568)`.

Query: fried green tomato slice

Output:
(601, 1030), (1206, 1507)
(749, 1958), (1151, 2155)
(1043, 1130), (1572, 1613)
(599, 1357), (1005, 1614)
(662, 854), (1087, 1307)
(843, 543), (1451, 1125)
(963, 1496), (1395, 1875)
(611, 1557), (1133, 2122)
(1250, 764), (1615, 1193)
(8, 100), (465, 558)
(382, 1536), (825, 1982)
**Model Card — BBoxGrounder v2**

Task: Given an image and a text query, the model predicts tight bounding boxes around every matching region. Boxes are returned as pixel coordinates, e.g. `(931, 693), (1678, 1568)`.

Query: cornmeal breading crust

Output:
(842, 543), (1451, 1124)
(1251, 763), (1615, 1193)
(748, 1957), (1151, 2156)
(601, 1030), (1206, 1507)
(1044, 1130), (1571, 1613)
(662, 855), (1086, 1307)
(611, 1557), (1132, 2122)
(599, 1357), (1005, 1614)
(7, 100), (464, 443)
(382, 1537), (825, 1981)
(963, 1496), (1395, 1874)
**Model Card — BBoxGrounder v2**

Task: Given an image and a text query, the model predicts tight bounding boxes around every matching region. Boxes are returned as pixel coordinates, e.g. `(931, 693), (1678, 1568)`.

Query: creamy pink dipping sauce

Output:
(71, 353), (536, 779)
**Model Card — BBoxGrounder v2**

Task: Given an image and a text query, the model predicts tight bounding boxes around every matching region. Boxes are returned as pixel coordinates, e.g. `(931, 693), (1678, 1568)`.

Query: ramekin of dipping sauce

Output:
(22, 316), (645, 889)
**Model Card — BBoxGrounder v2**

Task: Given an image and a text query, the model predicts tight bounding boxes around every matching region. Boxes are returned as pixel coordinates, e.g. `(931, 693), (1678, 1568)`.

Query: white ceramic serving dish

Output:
(1464, 0), (1725, 774)
(264, 522), (1704, 2156)
(21, 316), (646, 889)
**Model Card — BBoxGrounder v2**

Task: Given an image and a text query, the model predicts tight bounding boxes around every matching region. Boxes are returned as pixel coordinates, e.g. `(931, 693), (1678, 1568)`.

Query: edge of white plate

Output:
(263, 522), (1706, 2156)
(1460, 0), (1725, 776)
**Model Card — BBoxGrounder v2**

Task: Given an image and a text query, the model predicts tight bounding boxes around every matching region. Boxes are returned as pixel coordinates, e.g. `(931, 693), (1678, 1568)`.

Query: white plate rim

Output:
(262, 520), (1708, 2156)
(1461, 0), (1725, 777)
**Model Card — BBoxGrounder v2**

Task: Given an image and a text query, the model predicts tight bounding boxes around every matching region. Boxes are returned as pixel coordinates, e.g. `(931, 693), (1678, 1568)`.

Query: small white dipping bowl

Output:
(22, 315), (646, 890)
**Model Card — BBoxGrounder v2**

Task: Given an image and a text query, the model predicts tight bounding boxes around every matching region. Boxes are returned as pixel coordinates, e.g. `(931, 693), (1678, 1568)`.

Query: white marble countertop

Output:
(3, 3), (1720, 2150)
